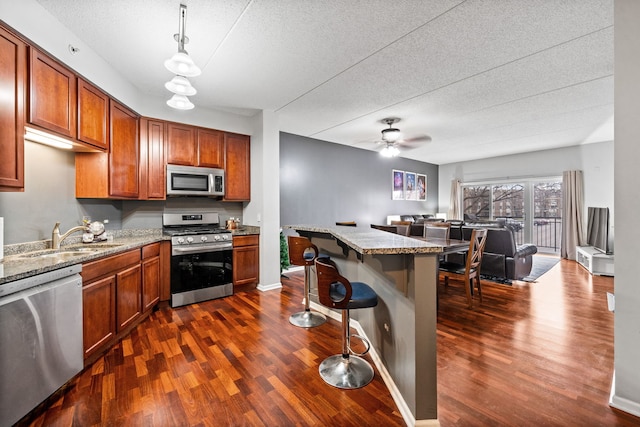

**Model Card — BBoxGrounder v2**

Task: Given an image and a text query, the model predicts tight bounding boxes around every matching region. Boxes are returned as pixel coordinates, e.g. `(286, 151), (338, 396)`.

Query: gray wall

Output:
(280, 132), (439, 227)
(613, 0), (640, 417)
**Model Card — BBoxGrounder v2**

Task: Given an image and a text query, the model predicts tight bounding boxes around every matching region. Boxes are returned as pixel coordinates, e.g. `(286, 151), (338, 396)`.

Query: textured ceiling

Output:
(35, 0), (613, 165)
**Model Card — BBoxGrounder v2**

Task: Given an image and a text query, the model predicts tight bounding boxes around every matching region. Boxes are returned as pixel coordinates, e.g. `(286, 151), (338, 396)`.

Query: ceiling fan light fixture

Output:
(165, 75), (197, 96)
(380, 144), (400, 157)
(167, 94), (195, 110)
(381, 127), (401, 142)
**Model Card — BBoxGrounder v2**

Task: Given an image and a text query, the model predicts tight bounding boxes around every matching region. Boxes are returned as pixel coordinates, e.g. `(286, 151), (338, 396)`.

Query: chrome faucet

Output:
(51, 222), (87, 250)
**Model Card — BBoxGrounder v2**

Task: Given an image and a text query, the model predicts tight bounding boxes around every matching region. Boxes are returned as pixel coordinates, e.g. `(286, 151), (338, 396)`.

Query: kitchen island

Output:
(285, 224), (446, 425)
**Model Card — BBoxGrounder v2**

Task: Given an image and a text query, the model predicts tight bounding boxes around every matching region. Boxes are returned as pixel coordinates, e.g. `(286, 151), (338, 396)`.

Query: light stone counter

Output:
(286, 224), (442, 425)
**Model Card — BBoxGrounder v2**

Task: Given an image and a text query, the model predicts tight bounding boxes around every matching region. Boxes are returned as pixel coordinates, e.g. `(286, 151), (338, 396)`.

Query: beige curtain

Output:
(448, 179), (462, 220)
(561, 170), (585, 259)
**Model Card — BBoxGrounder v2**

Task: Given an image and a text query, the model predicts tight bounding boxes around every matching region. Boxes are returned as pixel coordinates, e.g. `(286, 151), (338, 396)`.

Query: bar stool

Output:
(314, 258), (378, 389)
(287, 236), (327, 328)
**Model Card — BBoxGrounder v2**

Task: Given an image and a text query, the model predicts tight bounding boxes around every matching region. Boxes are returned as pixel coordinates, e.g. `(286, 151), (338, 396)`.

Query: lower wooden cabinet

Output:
(81, 243), (163, 364)
(142, 242), (161, 311)
(82, 275), (116, 361)
(233, 234), (259, 286)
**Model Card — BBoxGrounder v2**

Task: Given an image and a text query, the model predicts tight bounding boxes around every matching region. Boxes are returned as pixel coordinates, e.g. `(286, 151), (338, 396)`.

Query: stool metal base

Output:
(289, 309), (326, 328)
(319, 354), (374, 389)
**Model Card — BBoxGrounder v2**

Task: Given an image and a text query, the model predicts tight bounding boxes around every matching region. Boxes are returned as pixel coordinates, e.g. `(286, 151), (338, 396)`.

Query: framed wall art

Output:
(417, 174), (426, 201)
(392, 170), (404, 200)
(405, 172), (417, 200)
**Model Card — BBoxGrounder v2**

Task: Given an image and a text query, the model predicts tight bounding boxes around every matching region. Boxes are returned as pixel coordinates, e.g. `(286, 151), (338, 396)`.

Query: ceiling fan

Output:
(375, 118), (431, 157)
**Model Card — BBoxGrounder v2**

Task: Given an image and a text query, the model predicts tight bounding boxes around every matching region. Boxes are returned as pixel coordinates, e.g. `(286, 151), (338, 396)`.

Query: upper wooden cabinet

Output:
(139, 118), (165, 200)
(224, 133), (251, 201)
(75, 101), (139, 198)
(0, 26), (26, 192)
(166, 123), (196, 165)
(28, 48), (77, 138)
(109, 101), (139, 198)
(77, 78), (109, 150)
(166, 122), (224, 168)
(197, 128), (224, 168)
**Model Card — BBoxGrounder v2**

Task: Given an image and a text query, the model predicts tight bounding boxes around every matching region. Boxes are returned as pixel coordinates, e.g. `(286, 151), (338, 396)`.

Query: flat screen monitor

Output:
(586, 207), (610, 254)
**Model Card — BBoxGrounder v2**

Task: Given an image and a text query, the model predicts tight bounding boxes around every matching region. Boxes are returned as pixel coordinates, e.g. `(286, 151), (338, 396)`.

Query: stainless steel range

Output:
(163, 211), (233, 308)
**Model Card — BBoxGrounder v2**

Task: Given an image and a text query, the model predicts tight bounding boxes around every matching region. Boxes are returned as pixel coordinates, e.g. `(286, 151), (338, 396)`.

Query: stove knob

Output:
(177, 237), (185, 245)
(222, 234), (229, 240)
(201, 236), (208, 242)
(186, 236), (194, 244)
(214, 235), (221, 241)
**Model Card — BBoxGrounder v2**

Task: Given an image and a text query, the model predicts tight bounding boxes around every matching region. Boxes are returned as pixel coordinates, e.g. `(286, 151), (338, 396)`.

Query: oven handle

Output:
(172, 244), (232, 255)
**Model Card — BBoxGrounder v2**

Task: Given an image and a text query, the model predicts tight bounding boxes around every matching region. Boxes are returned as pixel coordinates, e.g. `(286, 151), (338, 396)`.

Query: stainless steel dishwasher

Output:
(0, 265), (83, 427)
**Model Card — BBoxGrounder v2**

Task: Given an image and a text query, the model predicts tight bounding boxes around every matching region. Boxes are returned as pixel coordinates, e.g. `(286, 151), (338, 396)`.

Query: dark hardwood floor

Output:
(27, 257), (640, 426)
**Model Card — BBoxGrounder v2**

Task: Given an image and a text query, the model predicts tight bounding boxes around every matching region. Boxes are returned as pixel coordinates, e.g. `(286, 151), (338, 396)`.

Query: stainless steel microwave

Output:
(166, 165), (224, 197)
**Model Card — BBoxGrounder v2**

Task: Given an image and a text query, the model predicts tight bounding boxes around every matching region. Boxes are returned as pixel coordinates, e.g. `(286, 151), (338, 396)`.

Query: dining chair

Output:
(424, 222), (451, 239)
(390, 220), (411, 236)
(438, 228), (488, 308)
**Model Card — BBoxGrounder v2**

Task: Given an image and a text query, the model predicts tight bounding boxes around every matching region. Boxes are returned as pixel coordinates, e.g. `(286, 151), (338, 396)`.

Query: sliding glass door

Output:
(462, 178), (562, 254)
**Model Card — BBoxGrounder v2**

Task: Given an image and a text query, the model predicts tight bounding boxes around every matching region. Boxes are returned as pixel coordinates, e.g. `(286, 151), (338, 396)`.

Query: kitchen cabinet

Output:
(166, 122), (196, 165)
(197, 128), (224, 168)
(77, 78), (109, 150)
(81, 249), (140, 362)
(28, 48), (76, 138)
(139, 118), (165, 199)
(0, 26), (25, 191)
(166, 122), (224, 168)
(233, 234), (259, 286)
(224, 133), (251, 201)
(142, 242), (161, 311)
(75, 100), (139, 198)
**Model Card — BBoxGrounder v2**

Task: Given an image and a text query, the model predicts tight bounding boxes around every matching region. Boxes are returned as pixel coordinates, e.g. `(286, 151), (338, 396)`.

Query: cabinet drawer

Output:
(233, 234), (259, 247)
(142, 242), (160, 259)
(81, 249), (140, 283)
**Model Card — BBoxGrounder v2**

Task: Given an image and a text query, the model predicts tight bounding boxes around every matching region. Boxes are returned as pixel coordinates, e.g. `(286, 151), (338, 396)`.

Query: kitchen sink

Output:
(18, 244), (124, 260)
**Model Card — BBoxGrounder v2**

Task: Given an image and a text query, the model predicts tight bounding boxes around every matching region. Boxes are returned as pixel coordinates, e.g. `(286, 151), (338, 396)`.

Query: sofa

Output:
(449, 225), (538, 280)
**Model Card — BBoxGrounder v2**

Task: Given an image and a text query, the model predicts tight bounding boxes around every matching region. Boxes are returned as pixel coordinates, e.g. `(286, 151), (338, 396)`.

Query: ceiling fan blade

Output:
(402, 134), (432, 144)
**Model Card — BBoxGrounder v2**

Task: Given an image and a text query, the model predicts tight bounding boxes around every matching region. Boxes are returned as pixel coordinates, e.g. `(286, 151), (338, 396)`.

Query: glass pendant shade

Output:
(164, 51), (201, 77)
(380, 145), (400, 157)
(167, 94), (195, 110)
(165, 75), (197, 96)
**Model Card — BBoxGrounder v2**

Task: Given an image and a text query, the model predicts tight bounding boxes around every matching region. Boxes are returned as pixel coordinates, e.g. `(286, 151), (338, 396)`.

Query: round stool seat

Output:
(330, 281), (378, 309)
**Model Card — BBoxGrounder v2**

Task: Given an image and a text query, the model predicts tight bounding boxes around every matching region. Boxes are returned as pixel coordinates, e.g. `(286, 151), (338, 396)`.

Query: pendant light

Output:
(165, 4), (199, 109)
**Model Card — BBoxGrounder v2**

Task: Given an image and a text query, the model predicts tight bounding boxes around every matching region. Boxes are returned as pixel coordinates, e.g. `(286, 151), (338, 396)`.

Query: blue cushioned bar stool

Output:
(314, 257), (378, 389)
(287, 236), (327, 328)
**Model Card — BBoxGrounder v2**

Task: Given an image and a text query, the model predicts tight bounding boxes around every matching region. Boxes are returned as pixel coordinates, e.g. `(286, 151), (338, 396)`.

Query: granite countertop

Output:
(0, 226), (261, 285)
(285, 224), (443, 255)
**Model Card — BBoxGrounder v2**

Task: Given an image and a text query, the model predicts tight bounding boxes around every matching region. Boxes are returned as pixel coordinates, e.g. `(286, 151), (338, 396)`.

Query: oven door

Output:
(170, 245), (233, 307)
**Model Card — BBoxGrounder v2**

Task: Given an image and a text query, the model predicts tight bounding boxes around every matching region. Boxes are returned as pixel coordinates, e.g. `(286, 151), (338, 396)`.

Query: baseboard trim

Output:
(610, 371), (640, 418)
(310, 301), (440, 427)
(256, 282), (282, 292)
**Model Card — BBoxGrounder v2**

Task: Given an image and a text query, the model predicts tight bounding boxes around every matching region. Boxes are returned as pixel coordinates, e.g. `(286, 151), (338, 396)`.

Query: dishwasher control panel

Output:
(0, 264), (82, 298)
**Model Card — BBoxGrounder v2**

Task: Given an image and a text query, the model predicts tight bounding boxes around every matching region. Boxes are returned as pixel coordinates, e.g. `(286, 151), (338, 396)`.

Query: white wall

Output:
(611, 0), (640, 417)
(438, 141), (615, 244)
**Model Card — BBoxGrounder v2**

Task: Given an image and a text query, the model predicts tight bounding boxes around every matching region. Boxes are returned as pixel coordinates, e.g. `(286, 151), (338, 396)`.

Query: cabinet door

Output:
(77, 78), (109, 150)
(166, 123), (196, 165)
(233, 240), (259, 286)
(142, 243), (161, 311)
(139, 118), (165, 199)
(28, 48), (76, 138)
(83, 275), (116, 360)
(224, 133), (251, 201)
(0, 27), (25, 191)
(197, 128), (224, 168)
(116, 263), (142, 332)
(109, 101), (139, 198)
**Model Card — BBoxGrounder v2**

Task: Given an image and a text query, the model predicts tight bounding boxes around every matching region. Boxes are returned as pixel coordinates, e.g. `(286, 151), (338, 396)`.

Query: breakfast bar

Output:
(285, 224), (453, 424)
